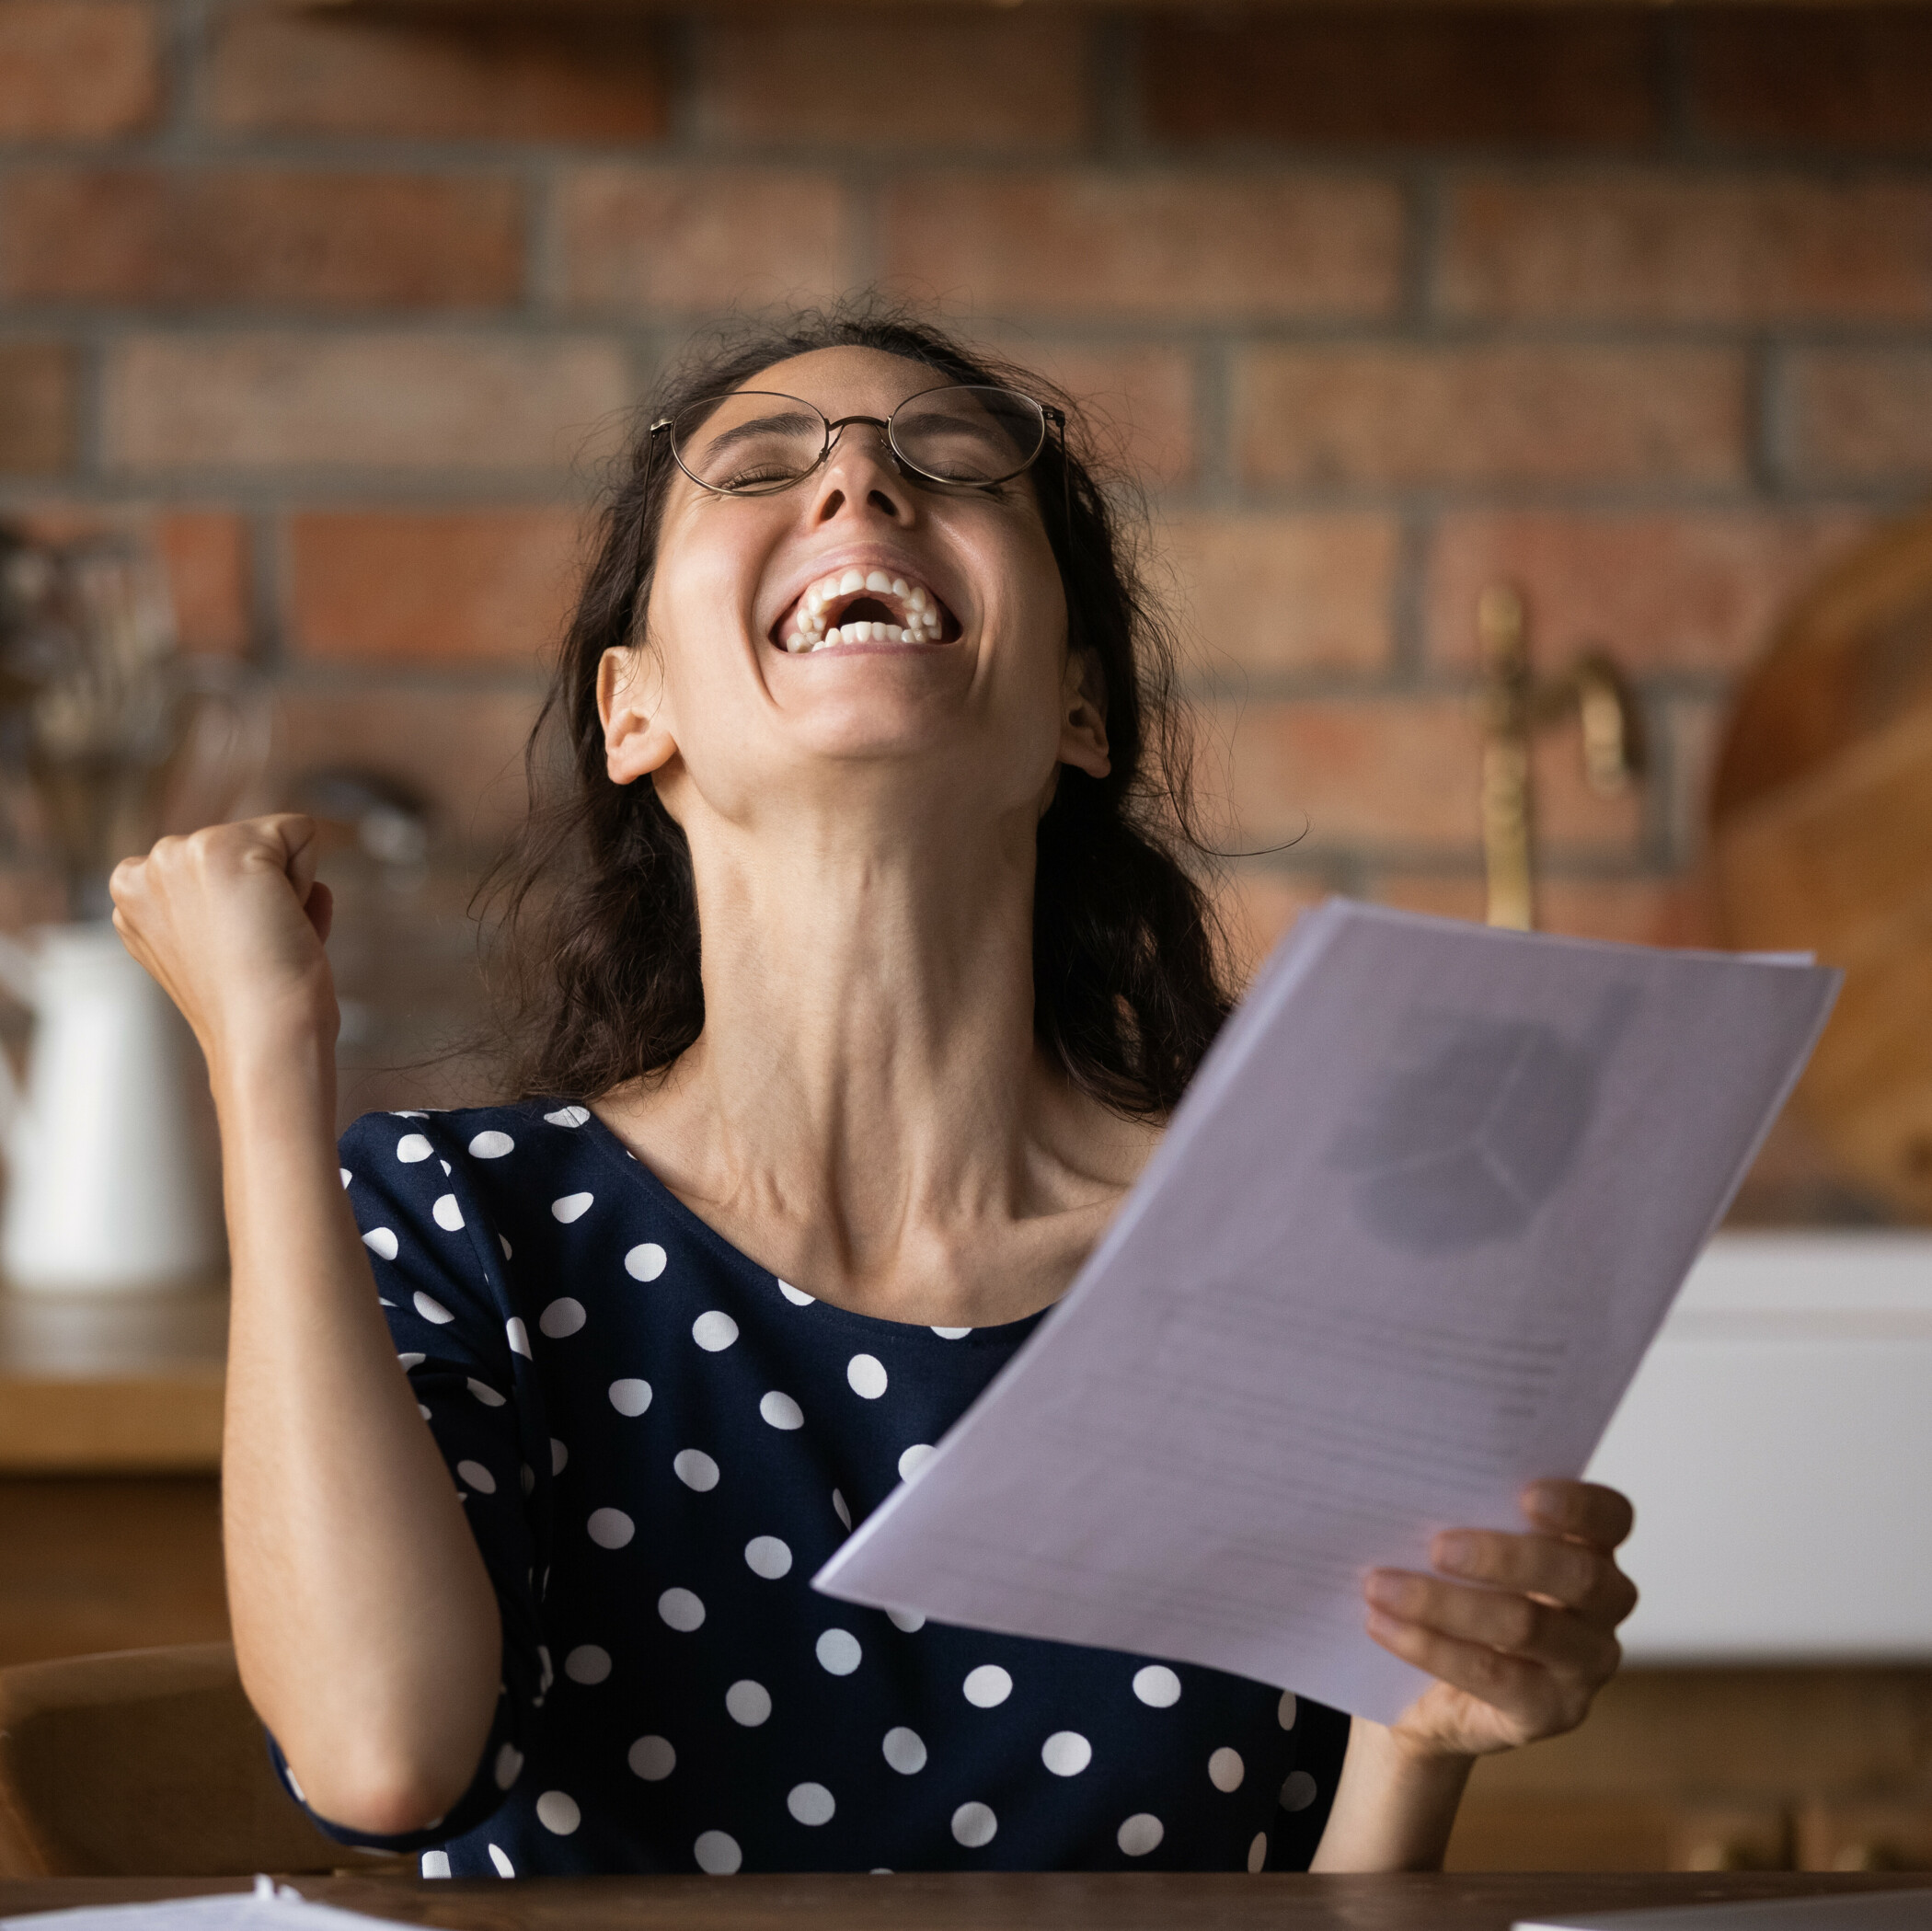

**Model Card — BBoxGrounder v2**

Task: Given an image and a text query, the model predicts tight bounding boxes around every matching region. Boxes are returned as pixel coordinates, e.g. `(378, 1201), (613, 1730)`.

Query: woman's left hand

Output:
(1364, 1479), (1638, 1761)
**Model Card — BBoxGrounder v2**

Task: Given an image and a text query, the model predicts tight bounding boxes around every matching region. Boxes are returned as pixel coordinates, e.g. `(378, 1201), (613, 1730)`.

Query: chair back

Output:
(0, 1643), (345, 1876)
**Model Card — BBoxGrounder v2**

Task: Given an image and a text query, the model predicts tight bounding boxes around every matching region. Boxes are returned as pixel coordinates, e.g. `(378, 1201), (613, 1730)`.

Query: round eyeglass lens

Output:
(671, 392), (830, 496)
(891, 386), (1046, 485)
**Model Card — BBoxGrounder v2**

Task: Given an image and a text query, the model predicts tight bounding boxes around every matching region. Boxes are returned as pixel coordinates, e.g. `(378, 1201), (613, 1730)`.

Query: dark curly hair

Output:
(487, 299), (1231, 1118)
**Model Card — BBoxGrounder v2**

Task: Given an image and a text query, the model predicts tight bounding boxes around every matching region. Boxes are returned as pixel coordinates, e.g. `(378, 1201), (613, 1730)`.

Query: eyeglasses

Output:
(652, 384), (1064, 499)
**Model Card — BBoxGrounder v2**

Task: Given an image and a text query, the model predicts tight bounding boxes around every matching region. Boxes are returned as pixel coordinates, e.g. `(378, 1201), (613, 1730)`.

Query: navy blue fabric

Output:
(277, 1099), (1349, 1878)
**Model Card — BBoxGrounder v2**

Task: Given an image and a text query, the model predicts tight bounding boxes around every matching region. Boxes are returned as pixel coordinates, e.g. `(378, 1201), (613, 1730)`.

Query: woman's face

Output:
(599, 346), (1109, 841)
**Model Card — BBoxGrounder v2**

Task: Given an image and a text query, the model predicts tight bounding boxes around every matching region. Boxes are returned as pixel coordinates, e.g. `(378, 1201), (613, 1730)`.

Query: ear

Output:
(1057, 646), (1110, 781)
(597, 646), (679, 786)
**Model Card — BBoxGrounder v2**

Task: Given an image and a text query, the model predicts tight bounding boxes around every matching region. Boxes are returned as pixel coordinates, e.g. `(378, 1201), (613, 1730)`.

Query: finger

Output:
(1430, 1527), (1639, 1626)
(1365, 1610), (1573, 1734)
(1366, 1569), (1624, 1681)
(1523, 1480), (1634, 1552)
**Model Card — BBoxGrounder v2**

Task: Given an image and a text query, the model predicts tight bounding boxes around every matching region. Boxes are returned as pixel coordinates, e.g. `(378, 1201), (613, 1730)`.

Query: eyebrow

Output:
(694, 409), (822, 458)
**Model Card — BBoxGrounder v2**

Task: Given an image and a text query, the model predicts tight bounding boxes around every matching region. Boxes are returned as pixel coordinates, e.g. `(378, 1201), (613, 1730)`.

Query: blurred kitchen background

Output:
(0, 0), (1929, 1879)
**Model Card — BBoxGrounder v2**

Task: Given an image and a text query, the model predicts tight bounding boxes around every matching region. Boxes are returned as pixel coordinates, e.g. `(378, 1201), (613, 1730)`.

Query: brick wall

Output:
(3, 2), (1927, 1173)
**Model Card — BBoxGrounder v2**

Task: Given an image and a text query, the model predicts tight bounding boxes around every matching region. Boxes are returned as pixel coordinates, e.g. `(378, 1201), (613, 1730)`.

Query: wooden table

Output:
(4, 1873), (1931, 1930)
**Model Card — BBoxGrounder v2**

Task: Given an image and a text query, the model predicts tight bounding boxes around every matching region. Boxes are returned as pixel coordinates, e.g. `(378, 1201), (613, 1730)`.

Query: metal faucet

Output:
(1478, 584), (1645, 931)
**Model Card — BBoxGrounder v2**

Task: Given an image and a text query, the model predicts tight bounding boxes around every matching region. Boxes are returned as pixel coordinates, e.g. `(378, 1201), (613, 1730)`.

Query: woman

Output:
(110, 305), (1635, 1880)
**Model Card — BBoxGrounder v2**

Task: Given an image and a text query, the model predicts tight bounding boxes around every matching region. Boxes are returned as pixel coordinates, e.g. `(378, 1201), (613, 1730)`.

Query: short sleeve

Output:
(268, 1110), (558, 1851)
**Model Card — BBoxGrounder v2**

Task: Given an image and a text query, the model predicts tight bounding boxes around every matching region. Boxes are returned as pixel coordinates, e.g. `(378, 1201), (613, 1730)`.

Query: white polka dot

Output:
(550, 1438), (568, 1475)
(339, 1167), (352, 1189)
(551, 1191), (594, 1224)
(627, 1734), (675, 1781)
(1278, 1689), (1297, 1730)
(1041, 1730), (1092, 1776)
(565, 1644), (611, 1684)
(494, 1743), (523, 1789)
(692, 1310), (739, 1351)
(363, 1227), (399, 1262)
(420, 1852), (450, 1879)
(815, 1627), (861, 1675)
(488, 1845), (514, 1879)
(659, 1587), (705, 1631)
(846, 1352), (888, 1398)
(411, 1288), (450, 1323)
(931, 1326), (972, 1339)
(540, 1297), (586, 1338)
(1280, 1770), (1318, 1812)
(624, 1242), (667, 1282)
(962, 1664), (1012, 1707)
(283, 1764), (305, 1802)
(759, 1390), (804, 1430)
(1209, 1746), (1246, 1792)
(440, 1161), (451, 1176)
(467, 1377), (505, 1407)
(604, 1377), (650, 1417)
(506, 1317), (531, 1359)
(545, 1105), (590, 1128)
(537, 1646), (554, 1694)
(520, 1464), (534, 1494)
(950, 1802), (996, 1849)
(500, 1236), (512, 1259)
(725, 1679), (771, 1727)
(777, 1280), (813, 1306)
(881, 1726), (926, 1775)
(535, 1789), (581, 1835)
(418, 1404), (431, 1421)
(392, 1109), (428, 1118)
(586, 1507), (633, 1548)
(397, 1134), (432, 1164)
(832, 1488), (851, 1530)
(673, 1448), (719, 1491)
(1118, 1812), (1164, 1857)
(787, 1782), (835, 1826)
(456, 1459), (495, 1495)
(745, 1534), (792, 1579)
(469, 1131), (514, 1159)
(886, 1606), (926, 1633)
(397, 1351), (424, 1369)
(432, 1193), (464, 1231)
(1133, 1664), (1181, 1707)
(694, 1830), (741, 1875)
(897, 1443), (935, 1483)
(1248, 1831), (1268, 1873)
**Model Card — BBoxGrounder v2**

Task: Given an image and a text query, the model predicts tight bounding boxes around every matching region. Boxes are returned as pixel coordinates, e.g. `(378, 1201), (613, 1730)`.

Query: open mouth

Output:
(775, 568), (959, 654)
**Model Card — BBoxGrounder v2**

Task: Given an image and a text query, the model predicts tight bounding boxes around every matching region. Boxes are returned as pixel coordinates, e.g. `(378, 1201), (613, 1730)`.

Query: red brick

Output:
(1364, 872), (1717, 947)
(1236, 345), (1749, 489)
(1164, 513), (1397, 677)
(975, 340), (1197, 488)
(105, 334), (632, 474)
(1529, 714), (1645, 856)
(881, 171), (1403, 322)
(0, 342), (74, 473)
(559, 167), (854, 316)
(0, 170), (523, 310)
(1218, 695), (1481, 852)
(1439, 171), (1932, 323)
(1424, 511), (1874, 676)
(1212, 867), (1329, 987)
(0, 0), (157, 139)
(206, 7), (665, 143)
(156, 510), (250, 656)
(696, 11), (1089, 152)
(1686, 13), (1932, 152)
(271, 685), (540, 852)
(1785, 351), (1932, 483)
(1143, 13), (1659, 149)
(288, 510), (583, 669)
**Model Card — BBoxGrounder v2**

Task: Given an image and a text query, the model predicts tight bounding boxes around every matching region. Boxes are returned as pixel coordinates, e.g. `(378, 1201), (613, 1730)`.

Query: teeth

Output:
(838, 569), (865, 595)
(865, 570), (891, 593)
(891, 578), (908, 598)
(782, 566), (950, 652)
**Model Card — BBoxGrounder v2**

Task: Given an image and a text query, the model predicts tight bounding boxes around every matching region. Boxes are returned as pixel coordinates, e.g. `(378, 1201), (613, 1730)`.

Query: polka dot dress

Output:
(276, 1101), (1349, 1878)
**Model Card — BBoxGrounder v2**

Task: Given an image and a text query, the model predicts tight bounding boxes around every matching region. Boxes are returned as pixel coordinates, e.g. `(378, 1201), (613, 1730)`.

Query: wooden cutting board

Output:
(1710, 511), (1932, 1223)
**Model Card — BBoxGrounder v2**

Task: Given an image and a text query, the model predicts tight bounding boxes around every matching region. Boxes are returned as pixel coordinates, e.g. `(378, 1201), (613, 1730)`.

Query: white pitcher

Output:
(0, 921), (223, 1293)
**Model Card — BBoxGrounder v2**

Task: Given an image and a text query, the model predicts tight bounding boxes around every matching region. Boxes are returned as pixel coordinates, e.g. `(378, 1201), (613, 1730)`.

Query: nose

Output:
(806, 419), (914, 530)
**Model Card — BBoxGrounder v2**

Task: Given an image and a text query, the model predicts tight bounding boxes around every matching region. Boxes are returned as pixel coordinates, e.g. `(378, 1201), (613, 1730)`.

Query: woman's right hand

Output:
(109, 814), (339, 1077)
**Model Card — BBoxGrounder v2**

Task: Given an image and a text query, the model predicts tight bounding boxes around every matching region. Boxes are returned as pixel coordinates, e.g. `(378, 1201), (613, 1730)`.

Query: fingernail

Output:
(1435, 1533), (1476, 1572)
(1364, 1571), (1405, 1610)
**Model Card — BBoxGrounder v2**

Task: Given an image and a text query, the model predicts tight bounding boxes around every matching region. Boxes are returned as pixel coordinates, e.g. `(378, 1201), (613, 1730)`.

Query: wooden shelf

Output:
(0, 1290), (225, 1475)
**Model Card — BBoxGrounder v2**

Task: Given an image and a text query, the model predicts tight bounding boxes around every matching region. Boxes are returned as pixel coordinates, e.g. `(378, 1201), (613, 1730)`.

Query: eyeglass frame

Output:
(648, 385), (1069, 507)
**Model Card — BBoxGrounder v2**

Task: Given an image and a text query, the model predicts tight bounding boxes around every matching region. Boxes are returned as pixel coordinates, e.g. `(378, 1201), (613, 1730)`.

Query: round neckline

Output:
(558, 1101), (1056, 1346)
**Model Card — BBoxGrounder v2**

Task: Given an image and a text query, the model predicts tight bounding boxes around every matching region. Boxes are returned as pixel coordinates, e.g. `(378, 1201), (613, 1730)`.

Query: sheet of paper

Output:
(814, 902), (1839, 1725)
(1, 1879), (390, 1931)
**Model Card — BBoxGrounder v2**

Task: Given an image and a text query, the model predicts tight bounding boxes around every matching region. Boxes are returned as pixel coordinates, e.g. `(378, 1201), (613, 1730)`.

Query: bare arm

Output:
(111, 818), (499, 1834)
